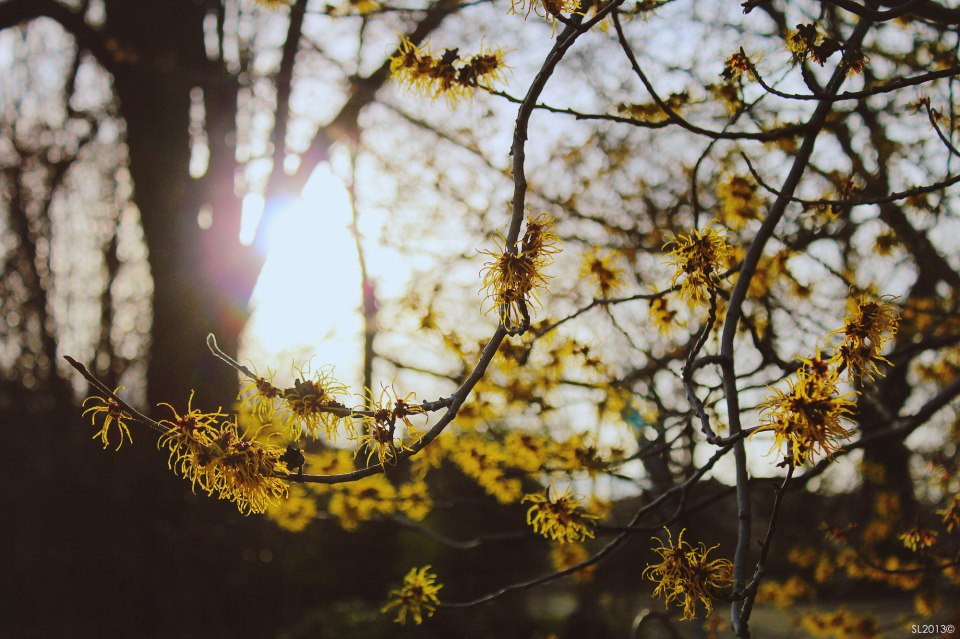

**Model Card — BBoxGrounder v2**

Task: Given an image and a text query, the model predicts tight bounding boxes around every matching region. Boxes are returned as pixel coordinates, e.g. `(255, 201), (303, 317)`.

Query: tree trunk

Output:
(105, 0), (259, 410)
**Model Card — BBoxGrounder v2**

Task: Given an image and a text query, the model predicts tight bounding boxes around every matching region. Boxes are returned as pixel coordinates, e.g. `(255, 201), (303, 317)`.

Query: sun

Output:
(239, 164), (362, 388)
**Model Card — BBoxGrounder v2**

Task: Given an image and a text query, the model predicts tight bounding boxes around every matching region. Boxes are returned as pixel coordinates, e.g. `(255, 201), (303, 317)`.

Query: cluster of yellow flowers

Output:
(509, 0), (579, 27)
(523, 484), (599, 543)
(84, 388), (290, 514)
(481, 213), (560, 333)
(642, 528), (733, 620)
(239, 368), (425, 470)
(662, 223), (733, 306)
(390, 37), (507, 104)
(831, 294), (900, 381)
(82, 358), (429, 516)
(759, 352), (855, 466)
(382, 565), (443, 625)
(759, 294), (900, 465)
(800, 608), (879, 639)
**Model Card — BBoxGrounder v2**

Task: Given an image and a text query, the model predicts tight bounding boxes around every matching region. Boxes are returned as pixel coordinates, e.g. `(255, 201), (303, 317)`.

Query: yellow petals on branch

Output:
(899, 526), (937, 552)
(662, 223), (733, 306)
(830, 293), (900, 381)
(757, 352), (855, 466)
(480, 213), (559, 334)
(82, 387), (133, 450)
(382, 565), (443, 625)
(157, 393), (287, 514)
(509, 0), (578, 27)
(642, 528), (733, 620)
(280, 363), (350, 440)
(355, 384), (425, 468)
(523, 484), (599, 543)
(390, 37), (507, 104)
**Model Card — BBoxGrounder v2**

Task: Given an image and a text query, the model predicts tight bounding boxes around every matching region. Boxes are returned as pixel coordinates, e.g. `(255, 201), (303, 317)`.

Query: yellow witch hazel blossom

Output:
(390, 37), (507, 104)
(82, 387), (133, 450)
(157, 393), (288, 514)
(523, 484), (599, 543)
(716, 174), (761, 230)
(830, 293), (900, 381)
(354, 384), (425, 467)
(382, 565), (443, 625)
(757, 351), (856, 466)
(480, 212), (560, 333)
(509, 0), (579, 27)
(662, 222), (733, 306)
(278, 362), (351, 440)
(580, 247), (624, 298)
(642, 528), (733, 620)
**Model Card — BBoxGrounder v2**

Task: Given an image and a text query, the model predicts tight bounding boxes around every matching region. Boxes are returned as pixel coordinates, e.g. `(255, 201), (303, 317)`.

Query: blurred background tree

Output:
(2, 0), (959, 637)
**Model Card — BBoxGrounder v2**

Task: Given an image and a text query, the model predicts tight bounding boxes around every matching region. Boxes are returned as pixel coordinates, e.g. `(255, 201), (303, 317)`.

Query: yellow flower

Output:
(266, 483), (317, 532)
(355, 384), (424, 467)
(82, 387), (133, 450)
(717, 174), (761, 230)
(550, 541), (596, 583)
(328, 475), (396, 530)
(280, 363), (350, 440)
(157, 391), (224, 489)
(662, 223), (733, 306)
(899, 526), (937, 552)
(649, 296), (679, 334)
(831, 293), (900, 381)
(757, 353), (855, 466)
(382, 566), (443, 625)
(503, 431), (553, 472)
(937, 495), (960, 532)
(211, 423), (289, 515)
(398, 480), (433, 521)
(580, 248), (624, 298)
(390, 37), (507, 104)
(756, 576), (813, 608)
(449, 435), (522, 503)
(800, 608), (879, 639)
(239, 369), (282, 424)
(642, 528), (733, 620)
(480, 213), (559, 333)
(523, 484), (599, 543)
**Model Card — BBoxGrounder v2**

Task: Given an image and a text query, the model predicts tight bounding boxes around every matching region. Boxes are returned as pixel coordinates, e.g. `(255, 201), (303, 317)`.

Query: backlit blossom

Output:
(382, 566), (443, 625)
(662, 223), (733, 306)
(280, 363), (350, 440)
(899, 526), (937, 552)
(523, 484), (599, 543)
(355, 384), (424, 467)
(82, 387), (133, 450)
(757, 353), (855, 466)
(642, 528), (733, 620)
(481, 213), (559, 333)
(831, 293), (900, 381)
(390, 37), (507, 104)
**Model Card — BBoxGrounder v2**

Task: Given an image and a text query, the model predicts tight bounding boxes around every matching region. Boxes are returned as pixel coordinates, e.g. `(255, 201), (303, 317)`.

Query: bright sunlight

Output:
(239, 164), (362, 388)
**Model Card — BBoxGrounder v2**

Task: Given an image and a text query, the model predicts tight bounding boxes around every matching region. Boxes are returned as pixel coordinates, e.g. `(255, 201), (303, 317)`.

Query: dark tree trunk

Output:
(104, 0), (259, 411)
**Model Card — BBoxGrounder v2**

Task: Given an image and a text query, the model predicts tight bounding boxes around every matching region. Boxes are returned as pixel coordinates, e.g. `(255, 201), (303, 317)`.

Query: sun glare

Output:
(240, 165), (362, 388)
